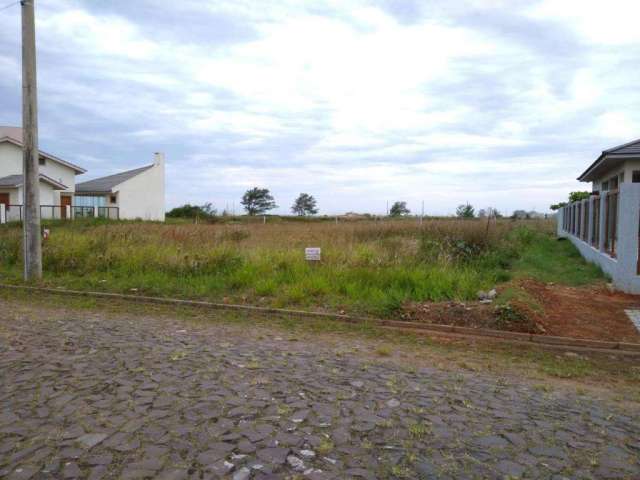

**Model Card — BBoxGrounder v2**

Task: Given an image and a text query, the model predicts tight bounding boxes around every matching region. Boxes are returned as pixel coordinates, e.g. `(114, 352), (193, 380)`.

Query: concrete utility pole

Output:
(21, 0), (42, 280)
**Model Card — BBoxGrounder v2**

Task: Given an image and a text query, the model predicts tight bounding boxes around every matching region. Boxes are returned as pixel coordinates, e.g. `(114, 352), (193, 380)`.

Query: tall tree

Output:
(291, 193), (318, 216)
(550, 191), (590, 210)
(389, 201), (410, 217)
(456, 203), (475, 218)
(569, 191), (590, 202)
(241, 187), (277, 215)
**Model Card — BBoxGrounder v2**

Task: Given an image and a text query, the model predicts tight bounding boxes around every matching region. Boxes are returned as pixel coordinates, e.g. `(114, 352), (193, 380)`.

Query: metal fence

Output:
(0, 204), (119, 223)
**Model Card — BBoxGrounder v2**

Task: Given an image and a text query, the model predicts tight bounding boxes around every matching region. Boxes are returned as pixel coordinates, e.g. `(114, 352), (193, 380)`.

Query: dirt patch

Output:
(403, 280), (640, 343)
(402, 300), (543, 334)
(518, 280), (640, 342)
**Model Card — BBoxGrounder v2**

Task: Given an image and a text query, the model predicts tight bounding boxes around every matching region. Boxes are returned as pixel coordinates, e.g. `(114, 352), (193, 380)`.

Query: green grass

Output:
(0, 218), (604, 317)
(509, 231), (605, 285)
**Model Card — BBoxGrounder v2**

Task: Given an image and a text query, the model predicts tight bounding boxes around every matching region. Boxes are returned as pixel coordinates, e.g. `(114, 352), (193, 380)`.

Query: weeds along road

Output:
(0, 297), (639, 480)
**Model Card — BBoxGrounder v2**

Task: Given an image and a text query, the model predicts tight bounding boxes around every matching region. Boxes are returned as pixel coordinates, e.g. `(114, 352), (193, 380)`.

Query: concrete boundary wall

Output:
(558, 183), (640, 294)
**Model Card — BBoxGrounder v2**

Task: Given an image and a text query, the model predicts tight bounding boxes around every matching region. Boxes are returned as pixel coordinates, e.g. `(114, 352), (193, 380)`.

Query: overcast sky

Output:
(1, 0), (639, 215)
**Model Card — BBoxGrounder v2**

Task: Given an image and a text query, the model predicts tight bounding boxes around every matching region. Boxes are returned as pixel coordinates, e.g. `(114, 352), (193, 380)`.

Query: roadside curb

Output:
(2, 283), (639, 356)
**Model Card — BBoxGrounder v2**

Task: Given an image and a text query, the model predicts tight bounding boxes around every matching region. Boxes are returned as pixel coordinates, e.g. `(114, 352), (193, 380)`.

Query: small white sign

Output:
(305, 247), (321, 261)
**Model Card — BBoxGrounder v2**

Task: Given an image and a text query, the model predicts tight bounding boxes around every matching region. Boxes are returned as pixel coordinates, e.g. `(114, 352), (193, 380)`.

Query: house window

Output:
(74, 195), (106, 207)
(602, 180), (609, 191)
(110, 195), (117, 204)
(39, 157), (45, 166)
(633, 171), (640, 183)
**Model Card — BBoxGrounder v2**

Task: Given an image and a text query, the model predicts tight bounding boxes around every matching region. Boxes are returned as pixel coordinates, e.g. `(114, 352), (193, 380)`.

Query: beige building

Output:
(0, 126), (165, 222)
(558, 138), (640, 294)
(0, 126), (85, 221)
(578, 138), (640, 191)
(75, 153), (165, 221)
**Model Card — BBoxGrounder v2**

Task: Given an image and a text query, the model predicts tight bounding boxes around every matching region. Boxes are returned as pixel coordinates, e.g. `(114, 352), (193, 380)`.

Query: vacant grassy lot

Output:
(0, 218), (604, 316)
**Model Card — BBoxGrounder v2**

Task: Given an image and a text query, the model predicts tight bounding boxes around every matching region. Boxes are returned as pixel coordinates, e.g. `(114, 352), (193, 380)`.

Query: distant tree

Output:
(291, 193), (318, 216)
(241, 187), (277, 215)
(166, 202), (216, 219)
(456, 203), (475, 218)
(389, 201), (410, 217)
(511, 209), (530, 220)
(549, 191), (590, 211)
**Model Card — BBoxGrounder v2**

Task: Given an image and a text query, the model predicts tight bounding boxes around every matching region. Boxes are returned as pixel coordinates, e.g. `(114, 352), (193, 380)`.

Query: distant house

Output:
(558, 138), (640, 293)
(75, 153), (165, 221)
(0, 125), (165, 222)
(0, 126), (86, 220)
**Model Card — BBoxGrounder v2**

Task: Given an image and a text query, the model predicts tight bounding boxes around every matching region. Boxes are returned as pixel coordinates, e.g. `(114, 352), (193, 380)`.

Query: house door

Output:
(0, 193), (9, 209)
(60, 195), (72, 219)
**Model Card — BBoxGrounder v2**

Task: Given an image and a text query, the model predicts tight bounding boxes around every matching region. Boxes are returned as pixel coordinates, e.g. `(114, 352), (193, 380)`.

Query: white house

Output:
(75, 153), (165, 221)
(558, 138), (640, 293)
(0, 126), (165, 222)
(0, 126), (86, 221)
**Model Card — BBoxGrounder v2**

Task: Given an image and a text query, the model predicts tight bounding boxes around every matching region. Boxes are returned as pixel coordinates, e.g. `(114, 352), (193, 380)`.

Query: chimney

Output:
(154, 152), (165, 167)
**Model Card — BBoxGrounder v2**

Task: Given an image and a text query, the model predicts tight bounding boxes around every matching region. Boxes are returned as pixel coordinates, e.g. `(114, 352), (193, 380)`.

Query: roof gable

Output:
(75, 164), (154, 193)
(578, 137), (640, 182)
(0, 126), (87, 174)
(0, 173), (68, 190)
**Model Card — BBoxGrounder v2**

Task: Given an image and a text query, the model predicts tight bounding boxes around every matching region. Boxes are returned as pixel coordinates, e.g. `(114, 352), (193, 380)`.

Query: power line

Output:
(0, 1), (19, 12)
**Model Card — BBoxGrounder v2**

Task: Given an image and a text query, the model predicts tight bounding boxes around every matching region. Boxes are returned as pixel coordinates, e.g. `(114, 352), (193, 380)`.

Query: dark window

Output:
(602, 181), (609, 191)
(38, 157), (45, 166)
(633, 171), (640, 183)
(110, 195), (117, 203)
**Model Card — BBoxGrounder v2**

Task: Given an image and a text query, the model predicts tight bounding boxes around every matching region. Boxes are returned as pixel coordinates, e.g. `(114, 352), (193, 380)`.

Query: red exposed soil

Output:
(520, 280), (640, 342)
(404, 280), (640, 343)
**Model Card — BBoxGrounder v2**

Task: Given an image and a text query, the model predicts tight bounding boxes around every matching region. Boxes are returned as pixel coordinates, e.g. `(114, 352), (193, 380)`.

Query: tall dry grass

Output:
(0, 218), (558, 315)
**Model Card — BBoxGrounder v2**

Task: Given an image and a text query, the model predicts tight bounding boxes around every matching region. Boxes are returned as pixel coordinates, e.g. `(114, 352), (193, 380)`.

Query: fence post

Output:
(616, 184), (640, 279)
(0, 203), (5, 224)
(93, 206), (98, 218)
(65, 205), (71, 220)
(556, 207), (563, 236)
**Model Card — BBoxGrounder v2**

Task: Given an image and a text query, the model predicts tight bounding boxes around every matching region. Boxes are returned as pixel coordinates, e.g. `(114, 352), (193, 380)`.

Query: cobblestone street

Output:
(1, 302), (639, 479)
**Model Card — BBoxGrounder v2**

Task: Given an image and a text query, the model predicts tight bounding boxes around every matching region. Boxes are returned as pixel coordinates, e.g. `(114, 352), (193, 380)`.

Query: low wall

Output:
(558, 183), (640, 294)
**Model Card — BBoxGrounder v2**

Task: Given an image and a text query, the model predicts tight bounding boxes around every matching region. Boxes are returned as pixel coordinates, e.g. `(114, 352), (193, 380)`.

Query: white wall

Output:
(0, 140), (79, 205)
(593, 159), (640, 191)
(0, 142), (23, 175)
(114, 153), (165, 221)
(558, 183), (640, 294)
(41, 157), (77, 205)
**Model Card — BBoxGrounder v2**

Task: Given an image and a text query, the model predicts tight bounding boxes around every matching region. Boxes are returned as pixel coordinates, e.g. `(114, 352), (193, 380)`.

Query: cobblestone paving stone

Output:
(0, 307), (639, 479)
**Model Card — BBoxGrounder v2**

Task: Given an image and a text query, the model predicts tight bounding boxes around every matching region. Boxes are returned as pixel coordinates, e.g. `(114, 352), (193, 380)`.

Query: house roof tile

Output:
(578, 138), (640, 182)
(0, 173), (68, 190)
(75, 164), (153, 193)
